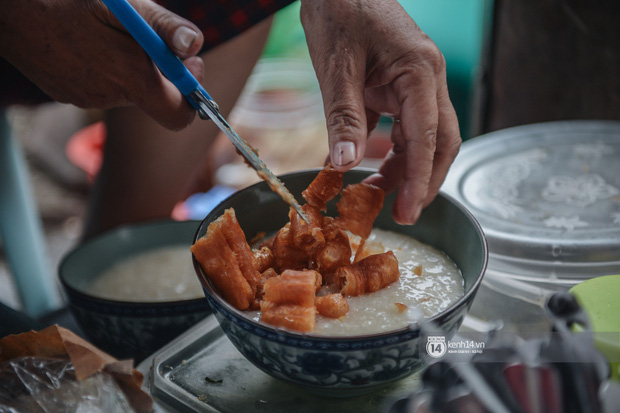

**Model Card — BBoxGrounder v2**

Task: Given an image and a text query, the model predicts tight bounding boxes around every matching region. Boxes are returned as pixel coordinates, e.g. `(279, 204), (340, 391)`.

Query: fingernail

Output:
(412, 203), (423, 222)
(172, 26), (197, 53)
(333, 141), (356, 166)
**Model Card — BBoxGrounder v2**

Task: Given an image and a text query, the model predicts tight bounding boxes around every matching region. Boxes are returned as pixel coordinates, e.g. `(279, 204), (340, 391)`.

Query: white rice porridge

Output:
(86, 246), (204, 302)
(249, 228), (464, 336)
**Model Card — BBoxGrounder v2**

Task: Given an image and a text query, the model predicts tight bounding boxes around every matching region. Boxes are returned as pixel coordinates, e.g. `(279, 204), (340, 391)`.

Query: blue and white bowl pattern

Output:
(204, 292), (464, 394)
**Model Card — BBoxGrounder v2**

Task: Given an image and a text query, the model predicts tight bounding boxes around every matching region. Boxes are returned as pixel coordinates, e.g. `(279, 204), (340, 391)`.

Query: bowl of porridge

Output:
(191, 168), (487, 396)
(59, 220), (211, 362)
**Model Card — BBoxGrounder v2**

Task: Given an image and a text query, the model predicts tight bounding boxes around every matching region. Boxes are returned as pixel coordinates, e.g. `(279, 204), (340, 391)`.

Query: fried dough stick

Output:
(273, 204), (330, 272)
(336, 183), (385, 239)
(260, 270), (321, 332)
(191, 209), (260, 310)
(260, 303), (317, 333)
(262, 269), (321, 306)
(289, 204), (325, 256)
(315, 218), (352, 282)
(302, 164), (344, 211)
(316, 293), (349, 319)
(273, 167), (352, 273)
(253, 246), (275, 273)
(253, 267), (279, 309)
(336, 251), (400, 297)
(273, 223), (311, 272)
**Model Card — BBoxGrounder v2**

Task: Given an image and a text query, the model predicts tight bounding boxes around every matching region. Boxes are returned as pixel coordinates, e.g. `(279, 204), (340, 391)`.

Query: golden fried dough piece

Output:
(336, 183), (385, 239)
(253, 246), (275, 273)
(336, 251), (400, 297)
(289, 204), (325, 256)
(260, 270), (320, 332)
(252, 267), (279, 310)
(315, 220), (352, 277)
(263, 270), (320, 307)
(259, 302), (316, 333)
(316, 293), (349, 319)
(302, 164), (344, 211)
(219, 209), (262, 291)
(191, 209), (259, 310)
(273, 223), (311, 271)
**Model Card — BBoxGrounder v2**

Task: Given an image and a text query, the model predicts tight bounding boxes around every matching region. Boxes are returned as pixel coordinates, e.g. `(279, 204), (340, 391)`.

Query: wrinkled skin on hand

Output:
(300, 0), (461, 225)
(0, 0), (204, 130)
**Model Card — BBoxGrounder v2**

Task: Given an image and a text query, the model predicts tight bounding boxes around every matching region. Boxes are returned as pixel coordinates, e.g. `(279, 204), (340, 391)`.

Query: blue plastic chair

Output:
(0, 110), (61, 318)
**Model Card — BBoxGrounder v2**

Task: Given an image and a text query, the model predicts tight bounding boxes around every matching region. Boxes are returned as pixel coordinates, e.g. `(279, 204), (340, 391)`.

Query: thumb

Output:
(136, 1), (204, 58)
(147, 3), (204, 59)
(104, 0), (205, 59)
(317, 58), (368, 171)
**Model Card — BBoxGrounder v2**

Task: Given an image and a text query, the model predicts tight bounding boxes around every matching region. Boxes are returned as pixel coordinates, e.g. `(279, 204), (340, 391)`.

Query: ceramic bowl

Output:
(193, 169), (488, 396)
(59, 220), (212, 362)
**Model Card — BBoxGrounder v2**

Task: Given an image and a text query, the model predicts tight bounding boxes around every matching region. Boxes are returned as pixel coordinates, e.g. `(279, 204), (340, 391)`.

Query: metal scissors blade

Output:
(190, 91), (309, 221)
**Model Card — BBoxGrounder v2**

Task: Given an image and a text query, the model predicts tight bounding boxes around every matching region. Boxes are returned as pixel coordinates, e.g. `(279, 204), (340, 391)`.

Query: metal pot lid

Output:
(442, 120), (620, 282)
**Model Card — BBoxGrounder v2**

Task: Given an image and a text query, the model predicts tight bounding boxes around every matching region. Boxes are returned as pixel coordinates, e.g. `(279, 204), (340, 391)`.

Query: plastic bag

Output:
(0, 325), (152, 413)
(0, 357), (135, 412)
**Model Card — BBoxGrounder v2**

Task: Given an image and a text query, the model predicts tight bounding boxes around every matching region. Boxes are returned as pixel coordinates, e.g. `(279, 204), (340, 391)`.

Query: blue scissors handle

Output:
(101, 0), (215, 113)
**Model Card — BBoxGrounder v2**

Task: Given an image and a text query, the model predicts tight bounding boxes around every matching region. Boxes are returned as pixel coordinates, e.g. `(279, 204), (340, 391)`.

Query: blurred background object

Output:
(387, 293), (612, 413)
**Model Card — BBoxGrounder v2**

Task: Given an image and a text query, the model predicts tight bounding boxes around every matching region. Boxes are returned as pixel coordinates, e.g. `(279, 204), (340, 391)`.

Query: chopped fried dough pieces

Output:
(260, 270), (320, 332)
(336, 183), (385, 239)
(336, 251), (400, 297)
(289, 204), (325, 255)
(302, 164), (344, 211)
(253, 246), (275, 273)
(191, 209), (258, 310)
(253, 267), (279, 309)
(217, 209), (261, 291)
(315, 220), (351, 276)
(273, 224), (310, 272)
(192, 166), (401, 333)
(260, 302), (316, 333)
(316, 293), (349, 319)
(263, 270), (320, 307)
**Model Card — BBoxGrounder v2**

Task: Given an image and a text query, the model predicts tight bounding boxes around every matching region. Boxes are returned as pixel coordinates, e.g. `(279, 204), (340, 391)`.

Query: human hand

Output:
(0, 0), (204, 130)
(300, 0), (461, 224)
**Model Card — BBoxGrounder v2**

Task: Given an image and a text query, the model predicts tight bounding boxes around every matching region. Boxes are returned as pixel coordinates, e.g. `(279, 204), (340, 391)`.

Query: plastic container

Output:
(442, 120), (620, 335)
(571, 274), (620, 381)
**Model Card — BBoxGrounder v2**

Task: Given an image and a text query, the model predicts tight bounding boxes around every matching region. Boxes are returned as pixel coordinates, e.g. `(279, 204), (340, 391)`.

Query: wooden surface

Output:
(478, 0), (620, 133)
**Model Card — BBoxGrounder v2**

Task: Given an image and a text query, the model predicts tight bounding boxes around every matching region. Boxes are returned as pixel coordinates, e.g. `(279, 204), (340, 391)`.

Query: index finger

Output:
(422, 83), (461, 207)
(392, 78), (440, 224)
(132, 55), (204, 130)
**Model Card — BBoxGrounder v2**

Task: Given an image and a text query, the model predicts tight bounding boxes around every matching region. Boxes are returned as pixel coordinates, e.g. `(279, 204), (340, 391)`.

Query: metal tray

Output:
(137, 316), (422, 412)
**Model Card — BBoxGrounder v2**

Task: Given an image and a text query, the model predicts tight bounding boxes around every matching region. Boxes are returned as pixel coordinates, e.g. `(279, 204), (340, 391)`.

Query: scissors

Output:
(101, 0), (309, 222)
